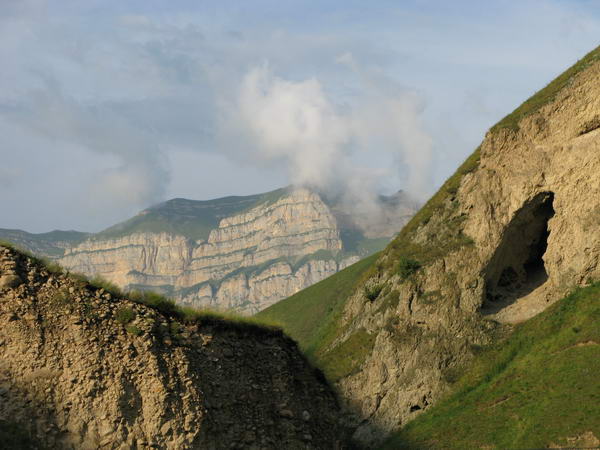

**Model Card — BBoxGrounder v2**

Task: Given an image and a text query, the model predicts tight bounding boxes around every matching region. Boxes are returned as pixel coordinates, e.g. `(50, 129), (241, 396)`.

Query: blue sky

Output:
(1, 0), (599, 232)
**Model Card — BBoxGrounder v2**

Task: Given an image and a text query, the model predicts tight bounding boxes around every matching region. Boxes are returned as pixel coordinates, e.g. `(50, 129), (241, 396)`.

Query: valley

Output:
(1, 9), (600, 448)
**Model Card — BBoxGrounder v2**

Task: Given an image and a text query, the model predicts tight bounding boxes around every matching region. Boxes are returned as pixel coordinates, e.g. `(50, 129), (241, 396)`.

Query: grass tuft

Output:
(125, 325), (143, 336)
(364, 283), (384, 302)
(397, 257), (421, 280)
(115, 307), (135, 325)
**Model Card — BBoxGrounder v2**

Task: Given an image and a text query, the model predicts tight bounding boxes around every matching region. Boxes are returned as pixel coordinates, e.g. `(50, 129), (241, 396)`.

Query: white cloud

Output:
(1, 0), (599, 232)
(223, 64), (350, 189)
(218, 61), (433, 222)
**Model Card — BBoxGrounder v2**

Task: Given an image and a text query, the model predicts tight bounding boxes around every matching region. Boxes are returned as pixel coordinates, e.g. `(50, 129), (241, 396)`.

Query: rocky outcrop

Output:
(0, 245), (350, 449)
(319, 50), (600, 446)
(55, 187), (413, 314)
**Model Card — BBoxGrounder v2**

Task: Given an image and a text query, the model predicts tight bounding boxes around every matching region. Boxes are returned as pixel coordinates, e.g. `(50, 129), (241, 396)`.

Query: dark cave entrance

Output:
(482, 192), (555, 314)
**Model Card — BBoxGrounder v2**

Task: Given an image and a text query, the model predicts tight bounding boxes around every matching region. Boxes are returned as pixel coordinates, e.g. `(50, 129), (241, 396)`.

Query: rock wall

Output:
(326, 58), (600, 446)
(58, 188), (365, 314)
(0, 245), (351, 449)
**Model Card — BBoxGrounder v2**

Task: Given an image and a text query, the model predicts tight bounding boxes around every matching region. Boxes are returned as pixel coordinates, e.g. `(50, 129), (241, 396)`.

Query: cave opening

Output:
(482, 192), (555, 314)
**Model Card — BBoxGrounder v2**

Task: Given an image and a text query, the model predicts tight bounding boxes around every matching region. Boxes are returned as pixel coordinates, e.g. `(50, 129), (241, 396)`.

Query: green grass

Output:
(115, 306), (135, 324)
(492, 45), (600, 132)
(95, 188), (290, 242)
(256, 253), (379, 365)
(381, 282), (600, 449)
(319, 328), (376, 382)
(397, 256), (421, 280)
(376, 148), (480, 276)
(125, 324), (143, 336)
(364, 283), (384, 302)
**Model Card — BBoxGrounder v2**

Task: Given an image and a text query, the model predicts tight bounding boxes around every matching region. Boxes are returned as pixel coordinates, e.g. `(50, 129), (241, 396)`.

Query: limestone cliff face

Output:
(322, 55), (600, 446)
(0, 245), (350, 449)
(57, 187), (408, 314)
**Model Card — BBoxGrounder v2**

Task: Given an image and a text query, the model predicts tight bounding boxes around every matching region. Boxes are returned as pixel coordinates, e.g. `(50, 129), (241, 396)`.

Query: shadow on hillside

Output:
(0, 382), (55, 450)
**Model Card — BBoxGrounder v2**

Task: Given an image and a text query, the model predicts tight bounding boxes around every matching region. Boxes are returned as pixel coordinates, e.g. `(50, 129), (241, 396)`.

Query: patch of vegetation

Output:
(169, 320), (181, 337)
(115, 307), (135, 325)
(339, 229), (391, 257)
(95, 187), (290, 242)
(382, 282), (600, 449)
(256, 253), (379, 364)
(397, 256), (421, 280)
(319, 328), (377, 382)
(352, 149), (480, 285)
(125, 325), (143, 336)
(89, 275), (123, 297)
(128, 290), (177, 316)
(364, 283), (384, 302)
(492, 45), (600, 132)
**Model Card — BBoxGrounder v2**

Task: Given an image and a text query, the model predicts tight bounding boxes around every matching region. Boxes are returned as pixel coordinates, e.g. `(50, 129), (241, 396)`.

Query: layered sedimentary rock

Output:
(0, 245), (351, 449)
(55, 188), (415, 314)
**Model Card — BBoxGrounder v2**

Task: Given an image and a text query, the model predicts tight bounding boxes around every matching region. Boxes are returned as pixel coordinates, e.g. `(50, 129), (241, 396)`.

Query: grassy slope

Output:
(492, 45), (600, 131)
(95, 188), (289, 242)
(256, 253), (379, 362)
(258, 45), (600, 384)
(382, 283), (600, 449)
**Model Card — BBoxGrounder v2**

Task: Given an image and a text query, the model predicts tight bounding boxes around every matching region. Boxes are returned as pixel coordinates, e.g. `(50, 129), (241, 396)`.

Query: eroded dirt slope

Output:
(0, 245), (350, 449)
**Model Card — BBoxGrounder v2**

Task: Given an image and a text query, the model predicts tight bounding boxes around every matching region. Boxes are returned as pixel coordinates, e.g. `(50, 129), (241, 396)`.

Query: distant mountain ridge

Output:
(1, 186), (418, 314)
(0, 229), (90, 257)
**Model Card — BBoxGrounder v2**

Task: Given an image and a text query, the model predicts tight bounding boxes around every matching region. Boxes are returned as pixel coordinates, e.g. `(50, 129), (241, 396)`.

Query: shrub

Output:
(398, 257), (422, 280)
(115, 307), (135, 324)
(364, 283), (384, 302)
(125, 325), (143, 336)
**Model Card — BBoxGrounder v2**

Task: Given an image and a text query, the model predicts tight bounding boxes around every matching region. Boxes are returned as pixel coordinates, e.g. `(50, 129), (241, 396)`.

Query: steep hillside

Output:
(261, 45), (600, 446)
(257, 253), (380, 364)
(6, 187), (417, 315)
(0, 244), (351, 449)
(382, 282), (600, 449)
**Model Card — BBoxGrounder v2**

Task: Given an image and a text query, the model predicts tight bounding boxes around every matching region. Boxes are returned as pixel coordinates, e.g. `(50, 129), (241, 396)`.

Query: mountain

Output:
(257, 45), (600, 447)
(1, 186), (418, 315)
(0, 229), (89, 258)
(0, 243), (352, 448)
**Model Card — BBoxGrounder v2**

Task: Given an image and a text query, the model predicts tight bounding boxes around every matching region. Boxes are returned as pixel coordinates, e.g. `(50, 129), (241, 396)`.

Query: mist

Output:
(217, 61), (432, 226)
